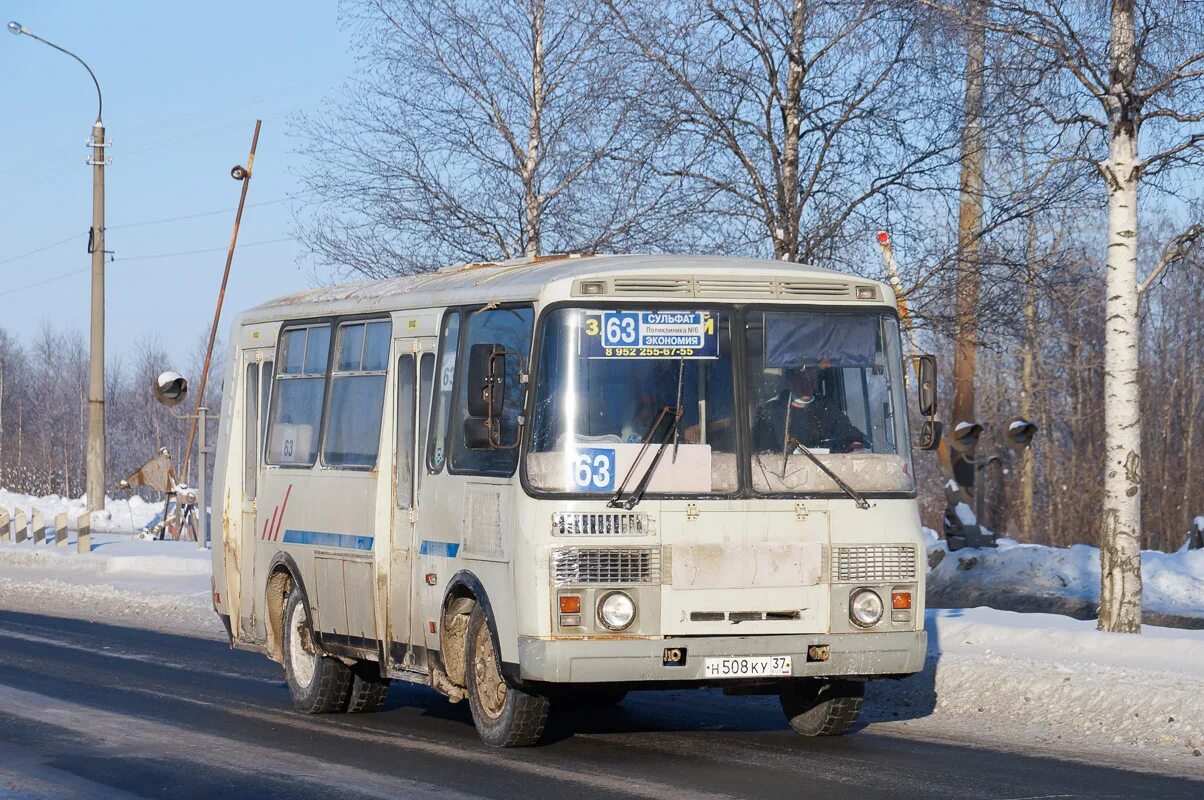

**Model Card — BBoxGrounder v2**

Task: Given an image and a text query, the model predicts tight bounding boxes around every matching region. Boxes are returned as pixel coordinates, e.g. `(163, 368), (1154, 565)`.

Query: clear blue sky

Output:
(1, 1), (354, 366)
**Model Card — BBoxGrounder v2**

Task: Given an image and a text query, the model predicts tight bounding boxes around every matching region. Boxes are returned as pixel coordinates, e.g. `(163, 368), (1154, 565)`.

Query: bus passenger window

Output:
(260, 360), (274, 439)
(396, 354), (416, 507)
(244, 363), (258, 499)
(450, 305), (533, 476)
(427, 311), (462, 472)
(267, 324), (331, 466)
(418, 352), (434, 489)
(323, 320), (391, 468)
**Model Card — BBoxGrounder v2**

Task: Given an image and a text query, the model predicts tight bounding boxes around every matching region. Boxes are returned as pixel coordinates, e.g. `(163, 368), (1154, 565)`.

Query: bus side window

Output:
(260, 360), (274, 447)
(418, 352), (434, 490)
(427, 311), (462, 473)
(244, 362), (258, 500)
(266, 324), (331, 466)
(323, 320), (392, 468)
(396, 354), (416, 508)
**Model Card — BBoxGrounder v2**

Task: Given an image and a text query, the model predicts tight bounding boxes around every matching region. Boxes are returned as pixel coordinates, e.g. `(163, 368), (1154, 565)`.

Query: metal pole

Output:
(182, 120), (261, 478)
(9, 22), (109, 514)
(197, 406), (208, 549)
(86, 119), (106, 512)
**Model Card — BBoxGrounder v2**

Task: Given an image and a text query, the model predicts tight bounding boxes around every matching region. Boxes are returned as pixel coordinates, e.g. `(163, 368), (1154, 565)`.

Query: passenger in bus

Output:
(753, 365), (865, 453)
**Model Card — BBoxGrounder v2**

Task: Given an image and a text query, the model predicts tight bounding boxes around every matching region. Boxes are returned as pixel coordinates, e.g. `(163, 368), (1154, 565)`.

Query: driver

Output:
(753, 365), (866, 453)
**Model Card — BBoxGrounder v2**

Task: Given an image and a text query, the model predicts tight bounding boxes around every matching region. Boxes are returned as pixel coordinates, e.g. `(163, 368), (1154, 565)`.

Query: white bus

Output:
(210, 253), (938, 746)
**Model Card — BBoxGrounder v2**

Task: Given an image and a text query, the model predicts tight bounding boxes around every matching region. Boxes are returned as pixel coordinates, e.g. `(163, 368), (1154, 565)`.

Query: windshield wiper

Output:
(784, 434), (871, 510)
(608, 405), (683, 510)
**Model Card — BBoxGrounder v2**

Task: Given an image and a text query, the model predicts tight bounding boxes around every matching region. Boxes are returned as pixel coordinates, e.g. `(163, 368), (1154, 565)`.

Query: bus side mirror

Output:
(915, 355), (936, 418)
(464, 342), (522, 450)
(153, 371), (188, 407)
(466, 343), (505, 418)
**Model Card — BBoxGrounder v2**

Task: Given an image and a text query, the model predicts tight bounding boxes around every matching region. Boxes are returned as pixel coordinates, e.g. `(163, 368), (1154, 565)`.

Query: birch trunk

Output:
(952, 0), (986, 492)
(522, 0), (545, 258)
(1098, 0), (1142, 633)
(777, 0), (805, 262)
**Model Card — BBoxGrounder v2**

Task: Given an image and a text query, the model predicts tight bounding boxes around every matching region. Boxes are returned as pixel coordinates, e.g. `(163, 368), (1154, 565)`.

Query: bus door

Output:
(238, 346), (274, 641)
(386, 337), (436, 673)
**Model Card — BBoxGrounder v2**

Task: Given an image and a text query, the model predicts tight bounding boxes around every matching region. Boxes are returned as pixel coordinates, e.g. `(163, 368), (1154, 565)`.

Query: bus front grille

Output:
(552, 547), (662, 585)
(831, 545), (917, 583)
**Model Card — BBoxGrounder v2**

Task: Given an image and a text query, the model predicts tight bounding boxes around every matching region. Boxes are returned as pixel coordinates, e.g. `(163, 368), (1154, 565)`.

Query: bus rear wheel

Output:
(282, 586), (352, 714)
(347, 662), (391, 713)
(779, 678), (864, 736)
(465, 605), (549, 747)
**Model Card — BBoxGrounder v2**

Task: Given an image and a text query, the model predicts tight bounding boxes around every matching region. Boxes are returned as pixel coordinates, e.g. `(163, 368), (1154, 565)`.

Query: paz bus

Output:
(209, 253), (939, 746)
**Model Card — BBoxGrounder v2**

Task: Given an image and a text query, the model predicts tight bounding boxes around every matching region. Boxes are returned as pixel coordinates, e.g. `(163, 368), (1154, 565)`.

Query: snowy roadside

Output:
(864, 608), (1204, 774)
(0, 533), (222, 638)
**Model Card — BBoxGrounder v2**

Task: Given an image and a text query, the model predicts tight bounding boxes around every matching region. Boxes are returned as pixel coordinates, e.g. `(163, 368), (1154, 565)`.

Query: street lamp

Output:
(8, 21), (108, 513)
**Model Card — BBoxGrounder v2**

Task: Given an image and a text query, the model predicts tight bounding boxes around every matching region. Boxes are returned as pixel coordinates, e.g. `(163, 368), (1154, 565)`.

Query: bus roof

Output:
(242, 253), (890, 323)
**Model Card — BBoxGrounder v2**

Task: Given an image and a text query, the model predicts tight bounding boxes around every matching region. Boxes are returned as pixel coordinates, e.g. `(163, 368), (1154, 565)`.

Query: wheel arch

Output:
(265, 551), (310, 664)
(442, 570), (518, 685)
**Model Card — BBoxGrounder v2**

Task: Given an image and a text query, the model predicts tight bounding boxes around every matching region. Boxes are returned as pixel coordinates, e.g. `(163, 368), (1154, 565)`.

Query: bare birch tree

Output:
(298, 0), (689, 277)
(604, 0), (961, 269)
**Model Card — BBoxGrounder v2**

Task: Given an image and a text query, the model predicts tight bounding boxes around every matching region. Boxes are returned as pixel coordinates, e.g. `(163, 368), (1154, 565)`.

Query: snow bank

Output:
(0, 489), (160, 534)
(926, 531), (1204, 622)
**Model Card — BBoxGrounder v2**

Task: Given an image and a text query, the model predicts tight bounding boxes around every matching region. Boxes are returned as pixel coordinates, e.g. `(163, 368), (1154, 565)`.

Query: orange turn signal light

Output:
(559, 595), (582, 614)
(891, 591), (912, 610)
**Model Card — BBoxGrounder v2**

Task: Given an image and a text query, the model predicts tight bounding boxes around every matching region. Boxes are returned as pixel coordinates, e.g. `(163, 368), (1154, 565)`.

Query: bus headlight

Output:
(849, 589), (884, 628)
(598, 591), (636, 631)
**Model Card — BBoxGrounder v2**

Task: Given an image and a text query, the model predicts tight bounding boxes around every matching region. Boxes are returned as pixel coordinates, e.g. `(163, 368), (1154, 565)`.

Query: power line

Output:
(3, 193), (311, 267)
(0, 236), (296, 298)
(0, 233), (86, 266)
(108, 195), (307, 230)
(118, 236), (294, 262)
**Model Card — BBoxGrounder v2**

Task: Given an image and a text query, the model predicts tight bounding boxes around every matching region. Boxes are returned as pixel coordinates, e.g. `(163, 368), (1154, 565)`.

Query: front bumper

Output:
(518, 629), (926, 683)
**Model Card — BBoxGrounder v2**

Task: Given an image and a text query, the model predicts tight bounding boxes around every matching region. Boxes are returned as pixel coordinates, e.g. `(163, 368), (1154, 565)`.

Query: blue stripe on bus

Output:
(282, 529), (375, 551)
(418, 540), (460, 558)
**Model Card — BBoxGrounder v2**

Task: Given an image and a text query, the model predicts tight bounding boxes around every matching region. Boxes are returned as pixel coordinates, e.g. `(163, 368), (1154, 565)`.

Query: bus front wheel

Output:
(779, 678), (864, 736)
(465, 605), (549, 746)
(282, 586), (352, 713)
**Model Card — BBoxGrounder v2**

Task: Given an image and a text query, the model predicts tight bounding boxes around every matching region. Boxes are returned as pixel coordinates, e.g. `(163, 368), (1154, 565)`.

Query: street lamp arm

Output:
(9, 23), (103, 123)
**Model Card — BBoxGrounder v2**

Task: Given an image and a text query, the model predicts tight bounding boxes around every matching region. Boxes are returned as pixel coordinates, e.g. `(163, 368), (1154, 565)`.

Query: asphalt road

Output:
(0, 610), (1198, 800)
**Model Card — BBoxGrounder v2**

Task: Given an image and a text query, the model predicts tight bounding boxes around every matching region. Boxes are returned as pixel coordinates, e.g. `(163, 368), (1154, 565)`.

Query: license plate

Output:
(703, 656), (792, 678)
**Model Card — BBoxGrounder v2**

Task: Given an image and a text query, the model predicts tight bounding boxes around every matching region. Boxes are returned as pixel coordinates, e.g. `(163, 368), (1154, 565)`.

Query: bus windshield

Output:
(745, 310), (913, 494)
(528, 307), (738, 495)
(525, 306), (913, 496)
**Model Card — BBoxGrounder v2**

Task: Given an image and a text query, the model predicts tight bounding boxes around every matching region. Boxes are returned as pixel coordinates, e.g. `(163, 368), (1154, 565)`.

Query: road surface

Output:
(0, 610), (1197, 799)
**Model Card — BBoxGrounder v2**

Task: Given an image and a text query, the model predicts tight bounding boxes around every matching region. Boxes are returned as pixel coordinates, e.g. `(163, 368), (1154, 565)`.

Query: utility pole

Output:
(87, 118), (107, 512)
(7, 21), (108, 512)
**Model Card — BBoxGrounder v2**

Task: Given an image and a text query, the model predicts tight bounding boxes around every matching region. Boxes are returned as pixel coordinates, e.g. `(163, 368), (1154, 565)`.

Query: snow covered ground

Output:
(864, 608), (1204, 771)
(0, 492), (1202, 774)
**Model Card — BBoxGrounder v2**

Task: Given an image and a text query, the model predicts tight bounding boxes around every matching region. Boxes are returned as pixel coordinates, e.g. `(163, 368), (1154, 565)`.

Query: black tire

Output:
(779, 678), (864, 736)
(465, 605), (549, 747)
(347, 661), (391, 713)
(552, 687), (628, 709)
(282, 586), (352, 714)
